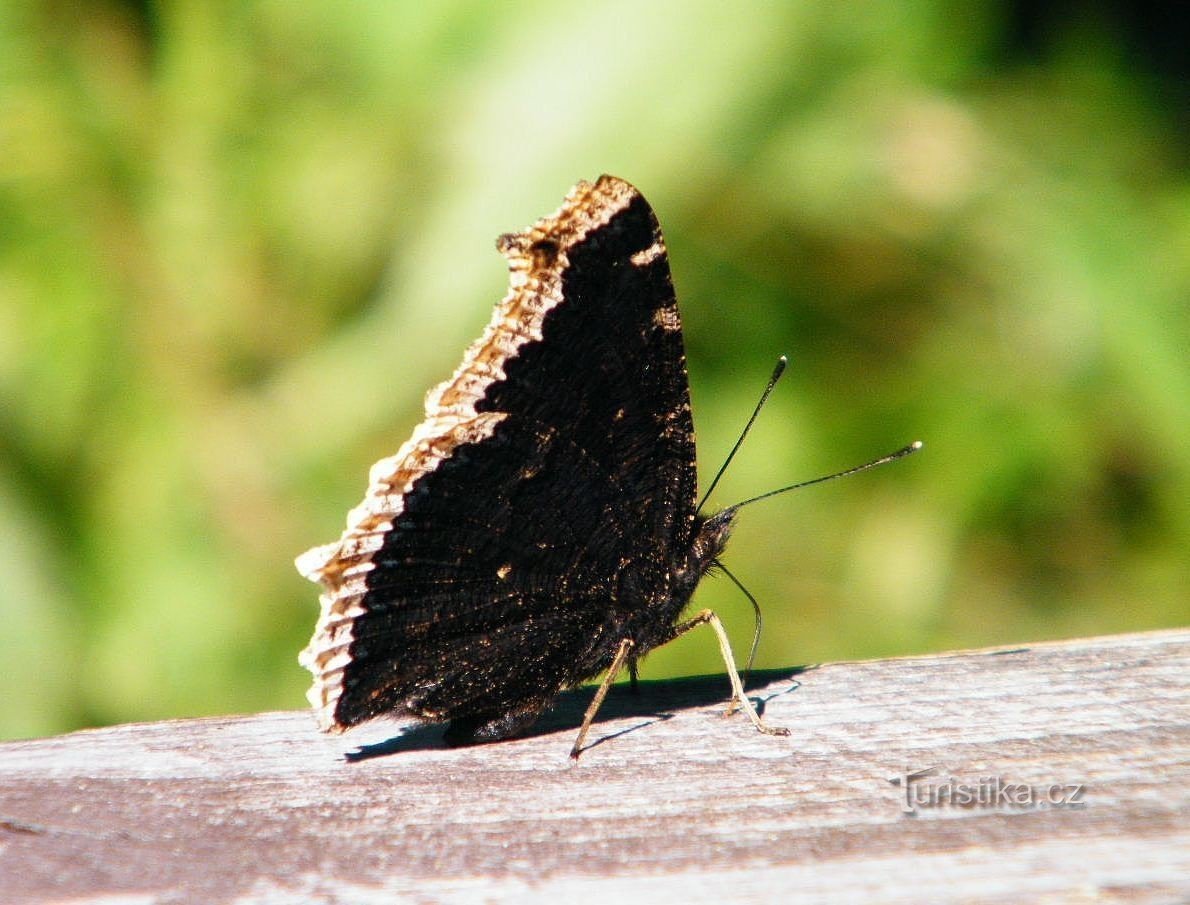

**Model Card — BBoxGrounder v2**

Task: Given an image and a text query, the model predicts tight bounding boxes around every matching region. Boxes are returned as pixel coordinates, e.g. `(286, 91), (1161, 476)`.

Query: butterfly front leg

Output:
(662, 609), (790, 739)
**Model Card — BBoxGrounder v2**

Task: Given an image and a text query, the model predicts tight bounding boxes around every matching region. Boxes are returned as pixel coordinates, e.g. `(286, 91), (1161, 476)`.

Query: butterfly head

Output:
(689, 506), (739, 577)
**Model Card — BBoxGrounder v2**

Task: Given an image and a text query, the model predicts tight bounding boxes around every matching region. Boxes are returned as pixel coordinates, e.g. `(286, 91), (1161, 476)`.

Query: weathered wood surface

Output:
(0, 628), (1187, 904)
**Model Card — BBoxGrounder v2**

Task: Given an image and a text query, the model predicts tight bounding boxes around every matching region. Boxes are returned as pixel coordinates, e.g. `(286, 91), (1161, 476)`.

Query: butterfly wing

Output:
(297, 176), (697, 736)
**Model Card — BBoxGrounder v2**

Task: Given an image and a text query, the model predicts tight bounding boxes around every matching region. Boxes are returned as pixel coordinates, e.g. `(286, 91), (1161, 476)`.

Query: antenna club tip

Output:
(910, 440), (924, 451)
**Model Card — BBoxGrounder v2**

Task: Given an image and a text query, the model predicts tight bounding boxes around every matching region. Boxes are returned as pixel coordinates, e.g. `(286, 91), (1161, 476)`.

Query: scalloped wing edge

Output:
(295, 176), (642, 732)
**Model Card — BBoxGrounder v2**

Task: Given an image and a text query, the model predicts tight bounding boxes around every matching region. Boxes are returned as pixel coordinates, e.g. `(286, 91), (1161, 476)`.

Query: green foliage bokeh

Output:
(1, 1), (1186, 739)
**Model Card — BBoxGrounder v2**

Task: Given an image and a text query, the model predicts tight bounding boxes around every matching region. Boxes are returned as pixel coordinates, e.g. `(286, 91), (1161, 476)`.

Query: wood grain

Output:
(1, 628), (1187, 904)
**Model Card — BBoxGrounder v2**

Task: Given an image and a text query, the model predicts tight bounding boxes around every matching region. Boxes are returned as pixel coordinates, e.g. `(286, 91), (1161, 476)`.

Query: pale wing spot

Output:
(653, 306), (681, 332)
(631, 241), (665, 267)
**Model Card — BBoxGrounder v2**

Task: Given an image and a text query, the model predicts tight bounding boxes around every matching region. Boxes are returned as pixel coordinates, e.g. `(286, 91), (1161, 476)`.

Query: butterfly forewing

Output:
(299, 176), (701, 740)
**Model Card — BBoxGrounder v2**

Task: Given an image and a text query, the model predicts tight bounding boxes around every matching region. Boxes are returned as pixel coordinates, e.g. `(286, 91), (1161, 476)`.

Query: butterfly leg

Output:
(670, 609), (791, 739)
(570, 637), (635, 759)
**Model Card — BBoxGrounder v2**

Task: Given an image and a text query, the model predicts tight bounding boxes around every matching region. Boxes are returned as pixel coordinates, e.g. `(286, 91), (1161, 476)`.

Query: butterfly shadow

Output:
(344, 665), (811, 762)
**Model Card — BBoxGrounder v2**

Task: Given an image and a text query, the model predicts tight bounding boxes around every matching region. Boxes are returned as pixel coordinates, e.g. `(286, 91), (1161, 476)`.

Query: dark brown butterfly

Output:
(297, 175), (918, 757)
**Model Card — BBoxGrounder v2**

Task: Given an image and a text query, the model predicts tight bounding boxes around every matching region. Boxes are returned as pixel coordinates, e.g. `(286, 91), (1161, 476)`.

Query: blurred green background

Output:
(1, 1), (1186, 740)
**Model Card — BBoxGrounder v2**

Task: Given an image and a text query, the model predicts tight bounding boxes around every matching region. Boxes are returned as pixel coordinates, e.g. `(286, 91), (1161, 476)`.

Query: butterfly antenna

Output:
(731, 441), (923, 511)
(697, 355), (788, 513)
(714, 560), (763, 680)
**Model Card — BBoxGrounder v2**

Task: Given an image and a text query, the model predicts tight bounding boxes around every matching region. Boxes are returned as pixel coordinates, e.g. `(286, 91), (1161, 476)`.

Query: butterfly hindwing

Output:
(340, 418), (633, 728)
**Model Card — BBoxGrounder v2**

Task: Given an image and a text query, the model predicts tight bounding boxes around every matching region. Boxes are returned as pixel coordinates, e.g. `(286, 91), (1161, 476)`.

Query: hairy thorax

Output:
(610, 507), (739, 656)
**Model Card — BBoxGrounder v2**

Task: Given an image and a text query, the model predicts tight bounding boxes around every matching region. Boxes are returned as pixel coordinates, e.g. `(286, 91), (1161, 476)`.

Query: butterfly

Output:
(296, 175), (917, 757)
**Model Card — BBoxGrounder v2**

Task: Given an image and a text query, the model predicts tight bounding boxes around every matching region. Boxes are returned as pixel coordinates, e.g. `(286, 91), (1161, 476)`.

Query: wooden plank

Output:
(1, 628), (1187, 904)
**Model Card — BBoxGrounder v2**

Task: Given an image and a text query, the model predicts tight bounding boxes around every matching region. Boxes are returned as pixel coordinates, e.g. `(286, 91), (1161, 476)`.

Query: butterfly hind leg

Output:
(570, 638), (636, 759)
